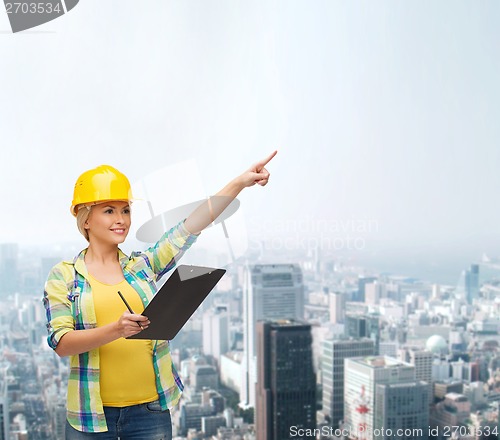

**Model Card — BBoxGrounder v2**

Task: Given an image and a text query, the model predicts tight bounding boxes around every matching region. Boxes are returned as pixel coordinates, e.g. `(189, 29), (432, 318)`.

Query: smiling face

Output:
(84, 201), (131, 246)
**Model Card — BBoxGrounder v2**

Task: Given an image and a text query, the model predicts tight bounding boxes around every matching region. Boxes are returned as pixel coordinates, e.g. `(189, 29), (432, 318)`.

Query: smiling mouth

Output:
(111, 229), (126, 234)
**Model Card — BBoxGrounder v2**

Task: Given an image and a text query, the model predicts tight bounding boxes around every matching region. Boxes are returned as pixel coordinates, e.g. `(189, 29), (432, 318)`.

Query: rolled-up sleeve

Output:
(42, 265), (75, 350)
(143, 219), (200, 280)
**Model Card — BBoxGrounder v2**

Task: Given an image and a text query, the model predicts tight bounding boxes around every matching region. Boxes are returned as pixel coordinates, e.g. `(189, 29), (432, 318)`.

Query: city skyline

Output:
(3, 233), (498, 288)
(2, 241), (500, 439)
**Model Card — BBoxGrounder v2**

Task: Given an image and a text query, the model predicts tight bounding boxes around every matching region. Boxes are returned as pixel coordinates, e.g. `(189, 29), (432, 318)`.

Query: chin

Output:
(114, 234), (129, 245)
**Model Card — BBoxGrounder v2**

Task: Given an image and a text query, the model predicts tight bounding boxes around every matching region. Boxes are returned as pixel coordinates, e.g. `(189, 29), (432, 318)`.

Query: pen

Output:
(117, 290), (144, 330)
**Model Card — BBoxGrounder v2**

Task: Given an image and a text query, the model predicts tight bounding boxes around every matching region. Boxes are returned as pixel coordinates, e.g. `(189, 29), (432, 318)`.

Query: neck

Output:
(85, 241), (120, 265)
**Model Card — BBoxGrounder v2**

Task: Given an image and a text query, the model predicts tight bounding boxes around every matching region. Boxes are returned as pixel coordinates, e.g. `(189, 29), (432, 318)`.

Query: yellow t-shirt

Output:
(89, 274), (158, 407)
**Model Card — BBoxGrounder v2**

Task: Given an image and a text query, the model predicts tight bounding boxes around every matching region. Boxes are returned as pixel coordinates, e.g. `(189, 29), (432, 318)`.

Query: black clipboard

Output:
(127, 264), (226, 340)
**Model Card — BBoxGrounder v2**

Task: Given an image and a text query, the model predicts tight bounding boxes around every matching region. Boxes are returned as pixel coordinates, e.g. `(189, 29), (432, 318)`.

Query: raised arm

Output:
(184, 150), (277, 235)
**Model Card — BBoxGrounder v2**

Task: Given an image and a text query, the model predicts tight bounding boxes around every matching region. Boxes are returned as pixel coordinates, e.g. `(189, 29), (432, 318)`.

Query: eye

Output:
(123, 208), (131, 214)
(104, 209), (113, 214)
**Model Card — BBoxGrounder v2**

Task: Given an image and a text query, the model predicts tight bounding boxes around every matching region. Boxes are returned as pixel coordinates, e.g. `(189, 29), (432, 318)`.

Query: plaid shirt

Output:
(43, 219), (199, 433)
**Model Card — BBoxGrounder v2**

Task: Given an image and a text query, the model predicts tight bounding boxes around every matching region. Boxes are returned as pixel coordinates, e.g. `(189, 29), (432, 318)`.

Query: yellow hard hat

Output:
(70, 165), (133, 216)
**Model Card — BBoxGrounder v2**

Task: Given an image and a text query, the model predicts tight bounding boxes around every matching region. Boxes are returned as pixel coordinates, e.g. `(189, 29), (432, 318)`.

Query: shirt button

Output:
(143, 298), (147, 302)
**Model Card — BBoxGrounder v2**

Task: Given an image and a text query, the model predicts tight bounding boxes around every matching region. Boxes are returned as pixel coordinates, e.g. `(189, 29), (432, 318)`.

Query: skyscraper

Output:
(322, 338), (375, 428)
(344, 356), (429, 440)
(398, 347), (433, 385)
(357, 276), (377, 302)
(0, 243), (18, 296)
(255, 320), (316, 440)
(202, 305), (229, 362)
(329, 292), (345, 324)
(241, 264), (304, 407)
(465, 264), (480, 304)
(375, 381), (429, 439)
(345, 314), (380, 355)
(0, 368), (8, 440)
(365, 281), (384, 305)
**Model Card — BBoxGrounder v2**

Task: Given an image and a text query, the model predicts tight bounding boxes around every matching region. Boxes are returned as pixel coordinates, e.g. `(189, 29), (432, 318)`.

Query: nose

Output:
(114, 212), (125, 224)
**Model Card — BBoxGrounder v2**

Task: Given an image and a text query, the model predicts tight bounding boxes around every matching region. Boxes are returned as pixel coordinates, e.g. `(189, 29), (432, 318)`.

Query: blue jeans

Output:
(65, 400), (172, 440)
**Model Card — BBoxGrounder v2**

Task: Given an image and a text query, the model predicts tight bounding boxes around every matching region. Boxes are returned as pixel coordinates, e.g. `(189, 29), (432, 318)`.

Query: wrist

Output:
(233, 175), (247, 191)
(108, 321), (122, 340)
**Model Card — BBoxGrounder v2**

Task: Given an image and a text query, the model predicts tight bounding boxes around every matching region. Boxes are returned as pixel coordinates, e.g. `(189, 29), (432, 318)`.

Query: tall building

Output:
(0, 368), (8, 440)
(365, 282), (385, 305)
(345, 314), (380, 354)
(191, 365), (219, 392)
(465, 264), (480, 304)
(344, 356), (429, 440)
(179, 403), (215, 436)
(322, 338), (375, 428)
(375, 381), (429, 439)
(329, 292), (345, 324)
(241, 264), (304, 407)
(201, 416), (226, 437)
(186, 355), (219, 392)
(255, 320), (316, 440)
(398, 347), (433, 384)
(0, 243), (18, 296)
(52, 401), (66, 440)
(357, 276), (377, 302)
(202, 305), (229, 361)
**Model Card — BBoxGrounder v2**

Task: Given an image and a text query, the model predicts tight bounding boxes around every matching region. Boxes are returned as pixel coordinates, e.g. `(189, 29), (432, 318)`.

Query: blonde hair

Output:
(76, 206), (91, 241)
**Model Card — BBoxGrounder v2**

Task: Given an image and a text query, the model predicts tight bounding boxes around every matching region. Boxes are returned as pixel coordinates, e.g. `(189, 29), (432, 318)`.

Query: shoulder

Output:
(44, 260), (74, 303)
(124, 250), (152, 272)
(45, 250), (83, 286)
(47, 260), (73, 280)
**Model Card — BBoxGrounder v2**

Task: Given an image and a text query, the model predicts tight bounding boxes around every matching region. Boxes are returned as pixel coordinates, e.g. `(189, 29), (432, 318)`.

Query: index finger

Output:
(258, 150), (278, 168)
(130, 314), (148, 321)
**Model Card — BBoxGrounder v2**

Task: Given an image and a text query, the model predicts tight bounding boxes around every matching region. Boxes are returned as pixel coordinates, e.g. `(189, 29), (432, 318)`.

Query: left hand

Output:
(239, 150), (277, 188)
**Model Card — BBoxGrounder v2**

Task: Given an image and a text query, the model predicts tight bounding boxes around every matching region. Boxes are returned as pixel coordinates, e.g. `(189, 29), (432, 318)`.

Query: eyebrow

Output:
(102, 205), (130, 209)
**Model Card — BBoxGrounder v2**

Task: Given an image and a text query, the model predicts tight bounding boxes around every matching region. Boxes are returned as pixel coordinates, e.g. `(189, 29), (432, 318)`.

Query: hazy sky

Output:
(1, 1), (499, 280)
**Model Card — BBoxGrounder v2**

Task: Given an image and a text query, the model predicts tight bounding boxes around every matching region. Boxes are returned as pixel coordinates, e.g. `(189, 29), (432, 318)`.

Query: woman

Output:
(43, 151), (276, 439)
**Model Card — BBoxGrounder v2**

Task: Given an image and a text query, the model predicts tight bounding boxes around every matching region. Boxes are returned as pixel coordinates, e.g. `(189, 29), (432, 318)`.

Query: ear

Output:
(84, 207), (92, 230)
